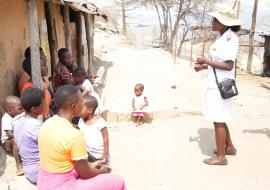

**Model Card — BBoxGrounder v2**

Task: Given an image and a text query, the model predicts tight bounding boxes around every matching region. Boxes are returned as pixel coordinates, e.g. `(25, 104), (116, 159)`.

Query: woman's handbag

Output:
(213, 68), (238, 99)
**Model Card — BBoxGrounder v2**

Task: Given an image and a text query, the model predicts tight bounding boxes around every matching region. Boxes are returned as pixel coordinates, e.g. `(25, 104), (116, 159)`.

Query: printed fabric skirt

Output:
(37, 168), (126, 190)
(203, 88), (233, 123)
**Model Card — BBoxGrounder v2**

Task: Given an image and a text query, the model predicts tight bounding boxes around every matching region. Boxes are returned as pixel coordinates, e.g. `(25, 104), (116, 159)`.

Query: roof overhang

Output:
(47, 0), (105, 16)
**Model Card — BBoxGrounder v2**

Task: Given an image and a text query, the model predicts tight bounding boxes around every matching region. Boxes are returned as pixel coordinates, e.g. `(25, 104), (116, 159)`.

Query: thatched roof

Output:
(50, 0), (106, 18)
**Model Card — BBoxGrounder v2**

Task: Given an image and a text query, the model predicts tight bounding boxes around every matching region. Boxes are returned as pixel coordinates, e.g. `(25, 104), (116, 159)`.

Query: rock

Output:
(171, 85), (177, 89)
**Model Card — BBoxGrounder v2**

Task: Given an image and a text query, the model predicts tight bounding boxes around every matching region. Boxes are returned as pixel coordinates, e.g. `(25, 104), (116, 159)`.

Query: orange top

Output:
(18, 72), (31, 93)
(38, 115), (88, 173)
(21, 81), (51, 117)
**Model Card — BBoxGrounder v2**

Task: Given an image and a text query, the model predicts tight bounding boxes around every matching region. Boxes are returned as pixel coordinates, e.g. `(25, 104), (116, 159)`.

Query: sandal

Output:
(203, 156), (228, 165)
(213, 147), (237, 156)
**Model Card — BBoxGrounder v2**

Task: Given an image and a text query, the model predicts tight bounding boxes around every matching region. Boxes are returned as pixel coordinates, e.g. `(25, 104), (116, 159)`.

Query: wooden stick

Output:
(46, 1), (58, 74)
(261, 82), (270, 90)
(64, 6), (72, 54)
(190, 31), (194, 66)
(76, 12), (84, 68)
(26, 0), (42, 89)
(233, 0), (238, 9)
(84, 13), (93, 75)
(247, 0), (259, 73)
(174, 32), (178, 64)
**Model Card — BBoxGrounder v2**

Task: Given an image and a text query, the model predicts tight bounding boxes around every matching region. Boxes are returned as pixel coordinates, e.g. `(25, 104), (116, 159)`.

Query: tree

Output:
(121, 0), (127, 36)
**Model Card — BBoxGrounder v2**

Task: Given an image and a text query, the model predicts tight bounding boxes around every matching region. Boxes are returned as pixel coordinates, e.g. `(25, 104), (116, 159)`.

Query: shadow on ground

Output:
(189, 128), (216, 156)
(0, 146), (7, 177)
(92, 57), (113, 96)
(243, 128), (270, 138)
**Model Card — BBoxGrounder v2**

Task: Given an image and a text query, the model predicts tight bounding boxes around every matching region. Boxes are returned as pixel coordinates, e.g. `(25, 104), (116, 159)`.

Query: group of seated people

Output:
(1, 47), (126, 190)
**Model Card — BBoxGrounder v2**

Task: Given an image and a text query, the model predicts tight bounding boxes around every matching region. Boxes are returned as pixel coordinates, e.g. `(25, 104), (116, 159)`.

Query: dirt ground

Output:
(99, 33), (270, 190)
(1, 32), (270, 190)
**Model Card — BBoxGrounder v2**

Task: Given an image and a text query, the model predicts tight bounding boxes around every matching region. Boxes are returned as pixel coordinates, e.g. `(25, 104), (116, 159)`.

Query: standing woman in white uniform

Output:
(195, 9), (241, 165)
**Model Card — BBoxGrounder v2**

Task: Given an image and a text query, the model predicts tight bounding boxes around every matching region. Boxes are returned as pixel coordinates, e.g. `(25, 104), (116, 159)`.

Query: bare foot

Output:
(136, 123), (141, 127)
(16, 168), (24, 176)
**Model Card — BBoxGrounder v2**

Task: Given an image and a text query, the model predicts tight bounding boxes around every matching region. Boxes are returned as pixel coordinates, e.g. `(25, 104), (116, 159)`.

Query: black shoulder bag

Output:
(213, 67), (238, 99)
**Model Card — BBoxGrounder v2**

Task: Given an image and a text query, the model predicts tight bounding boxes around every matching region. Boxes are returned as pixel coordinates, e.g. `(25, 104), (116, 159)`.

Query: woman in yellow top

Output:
(38, 85), (126, 190)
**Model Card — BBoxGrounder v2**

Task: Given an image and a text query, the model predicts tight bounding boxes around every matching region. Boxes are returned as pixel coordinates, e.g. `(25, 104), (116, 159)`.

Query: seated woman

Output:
(21, 58), (52, 118)
(18, 47), (47, 93)
(38, 85), (126, 190)
(54, 48), (76, 90)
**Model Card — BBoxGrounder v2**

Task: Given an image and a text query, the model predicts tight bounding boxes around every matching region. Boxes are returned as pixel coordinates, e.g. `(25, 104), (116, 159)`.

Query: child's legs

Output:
(76, 173), (126, 190)
(11, 139), (23, 175)
(136, 116), (142, 124)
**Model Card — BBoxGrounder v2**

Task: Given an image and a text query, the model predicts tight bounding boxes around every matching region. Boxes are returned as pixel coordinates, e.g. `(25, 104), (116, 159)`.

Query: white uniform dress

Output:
(203, 29), (239, 122)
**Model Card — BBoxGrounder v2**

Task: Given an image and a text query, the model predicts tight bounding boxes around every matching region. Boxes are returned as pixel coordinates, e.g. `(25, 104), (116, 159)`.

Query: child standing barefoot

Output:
(132, 83), (149, 126)
(78, 95), (111, 168)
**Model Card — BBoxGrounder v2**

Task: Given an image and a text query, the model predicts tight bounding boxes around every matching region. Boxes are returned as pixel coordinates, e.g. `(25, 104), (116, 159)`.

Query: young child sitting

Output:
(1, 96), (24, 176)
(14, 88), (44, 184)
(73, 67), (104, 115)
(132, 83), (149, 126)
(78, 94), (111, 168)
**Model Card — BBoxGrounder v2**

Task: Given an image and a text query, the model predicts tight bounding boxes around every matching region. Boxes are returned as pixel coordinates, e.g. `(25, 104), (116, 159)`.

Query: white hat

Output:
(209, 9), (241, 26)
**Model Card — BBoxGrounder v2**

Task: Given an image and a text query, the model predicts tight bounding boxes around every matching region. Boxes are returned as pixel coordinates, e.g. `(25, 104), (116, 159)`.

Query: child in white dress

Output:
(73, 67), (103, 115)
(132, 83), (149, 126)
(78, 94), (111, 168)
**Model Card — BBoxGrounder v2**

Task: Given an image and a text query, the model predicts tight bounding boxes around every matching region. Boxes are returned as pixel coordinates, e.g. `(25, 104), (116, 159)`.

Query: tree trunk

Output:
(154, 2), (162, 39)
(168, 2), (184, 52)
(76, 12), (84, 68)
(247, 0), (259, 73)
(200, 0), (209, 29)
(177, 28), (188, 57)
(121, 0), (127, 36)
(168, 10), (172, 35)
(161, 5), (169, 49)
(26, 0), (42, 89)
(63, 6), (72, 54)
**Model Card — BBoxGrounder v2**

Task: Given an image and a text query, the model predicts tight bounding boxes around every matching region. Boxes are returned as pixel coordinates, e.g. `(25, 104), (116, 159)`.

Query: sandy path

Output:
(100, 36), (270, 190)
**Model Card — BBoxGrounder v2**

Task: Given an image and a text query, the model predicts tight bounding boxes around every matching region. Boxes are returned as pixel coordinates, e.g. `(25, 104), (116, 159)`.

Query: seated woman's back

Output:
(39, 115), (87, 173)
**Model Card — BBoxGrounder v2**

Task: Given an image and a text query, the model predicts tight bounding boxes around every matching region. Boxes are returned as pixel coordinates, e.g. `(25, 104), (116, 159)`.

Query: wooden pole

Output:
(202, 28), (207, 56)
(84, 14), (95, 75)
(45, 1), (58, 75)
(174, 32), (178, 64)
(236, 1), (240, 18)
(63, 6), (72, 54)
(26, 0), (42, 89)
(233, 0), (238, 9)
(247, 0), (259, 73)
(76, 12), (84, 68)
(121, 0), (127, 36)
(190, 31), (194, 66)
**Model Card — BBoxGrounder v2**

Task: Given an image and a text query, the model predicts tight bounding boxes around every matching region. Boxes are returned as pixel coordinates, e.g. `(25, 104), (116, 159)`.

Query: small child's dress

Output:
(81, 79), (104, 115)
(78, 117), (111, 167)
(132, 94), (148, 117)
